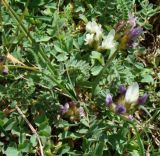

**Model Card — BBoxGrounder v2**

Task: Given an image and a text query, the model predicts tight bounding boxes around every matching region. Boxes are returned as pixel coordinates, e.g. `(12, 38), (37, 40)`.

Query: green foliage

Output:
(0, 0), (160, 155)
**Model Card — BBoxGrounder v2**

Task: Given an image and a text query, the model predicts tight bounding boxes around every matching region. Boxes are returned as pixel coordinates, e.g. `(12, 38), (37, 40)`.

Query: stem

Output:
(15, 105), (44, 156)
(92, 49), (119, 96)
(130, 122), (145, 156)
(7, 65), (38, 71)
(2, 0), (34, 43)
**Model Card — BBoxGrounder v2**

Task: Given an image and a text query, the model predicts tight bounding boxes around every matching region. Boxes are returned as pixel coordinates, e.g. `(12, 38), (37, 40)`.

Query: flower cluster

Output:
(85, 13), (143, 51)
(105, 82), (148, 121)
(60, 102), (85, 122)
(85, 20), (117, 51)
(118, 13), (143, 49)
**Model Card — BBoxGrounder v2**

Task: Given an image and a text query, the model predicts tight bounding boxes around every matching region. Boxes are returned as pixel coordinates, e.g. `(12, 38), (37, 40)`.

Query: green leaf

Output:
(39, 124), (51, 136)
(95, 141), (105, 156)
(79, 14), (88, 23)
(0, 111), (5, 126)
(54, 45), (66, 53)
(91, 51), (104, 65)
(80, 118), (89, 127)
(65, 36), (73, 52)
(4, 147), (21, 156)
(58, 131), (81, 140)
(0, 141), (4, 146)
(91, 66), (103, 76)
(30, 134), (37, 147)
(141, 75), (154, 83)
(78, 128), (88, 134)
(36, 36), (51, 42)
(56, 53), (68, 62)
(130, 150), (139, 156)
(18, 142), (31, 153)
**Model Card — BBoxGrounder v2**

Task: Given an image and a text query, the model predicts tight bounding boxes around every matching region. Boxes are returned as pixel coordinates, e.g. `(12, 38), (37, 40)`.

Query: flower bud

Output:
(127, 27), (143, 48)
(115, 104), (126, 114)
(118, 85), (126, 95)
(60, 103), (69, 115)
(128, 115), (134, 121)
(128, 13), (137, 28)
(105, 94), (113, 106)
(137, 93), (148, 105)
(79, 107), (85, 117)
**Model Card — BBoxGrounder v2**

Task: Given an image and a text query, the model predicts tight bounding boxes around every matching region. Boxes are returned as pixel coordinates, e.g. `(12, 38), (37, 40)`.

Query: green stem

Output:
(130, 122), (145, 156)
(92, 49), (119, 96)
(7, 65), (38, 71)
(2, 0), (34, 43)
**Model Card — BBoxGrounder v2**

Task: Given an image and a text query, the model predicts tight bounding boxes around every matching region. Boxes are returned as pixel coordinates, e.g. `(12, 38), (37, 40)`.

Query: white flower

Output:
(85, 21), (103, 43)
(85, 33), (94, 45)
(125, 82), (139, 104)
(95, 28), (103, 41)
(86, 20), (102, 34)
(101, 29), (117, 50)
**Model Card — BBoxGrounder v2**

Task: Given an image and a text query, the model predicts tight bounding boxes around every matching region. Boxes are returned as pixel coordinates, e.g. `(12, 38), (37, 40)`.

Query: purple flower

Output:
(127, 27), (143, 48)
(2, 68), (9, 75)
(115, 104), (126, 114)
(79, 107), (85, 117)
(128, 13), (137, 28)
(60, 103), (69, 115)
(105, 94), (113, 106)
(129, 27), (143, 41)
(118, 85), (126, 95)
(128, 115), (134, 121)
(137, 93), (148, 105)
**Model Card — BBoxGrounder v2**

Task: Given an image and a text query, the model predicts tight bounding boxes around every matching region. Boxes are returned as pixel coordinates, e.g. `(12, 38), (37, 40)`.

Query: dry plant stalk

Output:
(15, 105), (44, 156)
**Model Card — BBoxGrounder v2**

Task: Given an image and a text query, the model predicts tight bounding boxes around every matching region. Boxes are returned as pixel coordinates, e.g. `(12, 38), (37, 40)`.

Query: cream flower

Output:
(86, 21), (103, 42)
(95, 28), (103, 41)
(86, 20), (102, 34)
(125, 82), (139, 104)
(85, 33), (94, 45)
(101, 29), (117, 50)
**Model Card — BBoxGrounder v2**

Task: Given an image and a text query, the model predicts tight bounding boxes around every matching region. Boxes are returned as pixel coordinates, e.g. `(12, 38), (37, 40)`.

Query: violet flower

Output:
(79, 107), (85, 117)
(128, 13), (137, 28)
(127, 27), (143, 48)
(129, 27), (143, 41)
(60, 103), (69, 115)
(137, 93), (148, 105)
(118, 85), (126, 95)
(105, 94), (113, 106)
(128, 115), (134, 121)
(116, 104), (126, 114)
